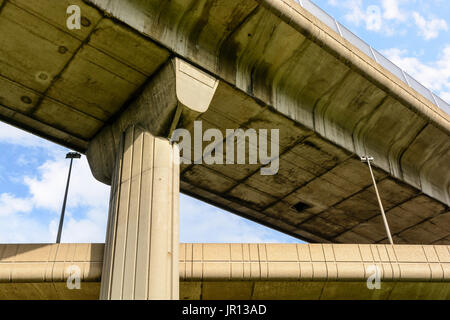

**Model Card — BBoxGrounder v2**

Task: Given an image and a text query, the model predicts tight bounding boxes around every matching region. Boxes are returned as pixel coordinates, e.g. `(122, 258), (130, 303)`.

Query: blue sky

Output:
(311, 0), (450, 105)
(0, 0), (448, 244)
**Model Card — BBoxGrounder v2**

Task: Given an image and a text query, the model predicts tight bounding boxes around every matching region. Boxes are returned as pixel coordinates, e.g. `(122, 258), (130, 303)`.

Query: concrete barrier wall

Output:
(0, 243), (448, 299)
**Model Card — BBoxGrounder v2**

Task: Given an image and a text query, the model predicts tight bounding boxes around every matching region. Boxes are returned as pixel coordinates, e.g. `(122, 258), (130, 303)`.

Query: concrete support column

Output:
(100, 125), (179, 300)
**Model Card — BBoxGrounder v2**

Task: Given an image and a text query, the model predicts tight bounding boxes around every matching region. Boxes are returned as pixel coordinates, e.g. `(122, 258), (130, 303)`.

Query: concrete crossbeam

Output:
(86, 58), (219, 186)
(0, 0), (448, 245)
(0, 243), (448, 300)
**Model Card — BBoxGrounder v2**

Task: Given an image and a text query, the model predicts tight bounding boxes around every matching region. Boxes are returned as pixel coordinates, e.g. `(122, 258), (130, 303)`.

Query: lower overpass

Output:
(0, 243), (448, 300)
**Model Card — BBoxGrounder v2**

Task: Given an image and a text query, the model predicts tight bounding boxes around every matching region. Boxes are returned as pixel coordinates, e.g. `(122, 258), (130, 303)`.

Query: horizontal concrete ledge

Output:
(0, 243), (449, 299)
(0, 243), (449, 282)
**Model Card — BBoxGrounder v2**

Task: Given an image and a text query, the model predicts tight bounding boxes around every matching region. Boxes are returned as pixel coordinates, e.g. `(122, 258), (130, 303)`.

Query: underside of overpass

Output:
(0, 0), (449, 300)
(0, 0), (448, 245)
(0, 244), (449, 300)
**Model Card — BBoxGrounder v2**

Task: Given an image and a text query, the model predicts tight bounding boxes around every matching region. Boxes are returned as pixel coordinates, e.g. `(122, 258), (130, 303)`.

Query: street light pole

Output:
(56, 152), (81, 243)
(361, 155), (394, 245)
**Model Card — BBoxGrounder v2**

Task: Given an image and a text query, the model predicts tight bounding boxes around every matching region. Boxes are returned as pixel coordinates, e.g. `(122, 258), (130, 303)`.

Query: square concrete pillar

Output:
(100, 125), (179, 300)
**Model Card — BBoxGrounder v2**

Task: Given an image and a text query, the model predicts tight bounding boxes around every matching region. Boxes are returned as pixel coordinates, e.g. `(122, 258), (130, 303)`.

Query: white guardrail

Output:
(294, 0), (450, 115)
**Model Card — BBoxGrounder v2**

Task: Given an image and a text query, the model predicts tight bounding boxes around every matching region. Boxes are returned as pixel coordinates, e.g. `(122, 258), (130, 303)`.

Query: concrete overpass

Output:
(0, 0), (449, 299)
(0, 243), (448, 300)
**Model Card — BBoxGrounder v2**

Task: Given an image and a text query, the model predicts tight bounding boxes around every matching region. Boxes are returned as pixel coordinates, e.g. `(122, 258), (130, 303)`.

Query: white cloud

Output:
(329, 0), (397, 34)
(0, 122), (56, 150)
(337, 0), (365, 27)
(0, 193), (32, 216)
(365, 5), (382, 31)
(24, 155), (110, 213)
(20, 154), (111, 243)
(60, 208), (108, 243)
(412, 12), (448, 40)
(0, 122), (111, 243)
(440, 91), (450, 103)
(328, 0), (448, 39)
(381, 0), (407, 22)
(382, 46), (450, 112)
(0, 213), (54, 243)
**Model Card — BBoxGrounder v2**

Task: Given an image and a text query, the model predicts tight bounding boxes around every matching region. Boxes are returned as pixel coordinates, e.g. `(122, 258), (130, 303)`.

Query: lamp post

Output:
(361, 155), (394, 245)
(56, 152), (81, 243)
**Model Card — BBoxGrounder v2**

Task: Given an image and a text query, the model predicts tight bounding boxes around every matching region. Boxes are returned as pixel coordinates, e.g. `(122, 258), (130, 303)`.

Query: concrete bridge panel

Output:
(0, 243), (448, 300)
(0, 0), (448, 243)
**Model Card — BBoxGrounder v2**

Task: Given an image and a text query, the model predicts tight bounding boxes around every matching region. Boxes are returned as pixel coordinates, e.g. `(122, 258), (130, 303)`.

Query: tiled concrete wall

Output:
(0, 243), (103, 283)
(1, 243), (449, 283)
(180, 243), (450, 281)
(0, 243), (449, 299)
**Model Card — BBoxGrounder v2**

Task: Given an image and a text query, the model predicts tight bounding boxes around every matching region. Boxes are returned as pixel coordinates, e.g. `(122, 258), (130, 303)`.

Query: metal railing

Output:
(293, 0), (450, 115)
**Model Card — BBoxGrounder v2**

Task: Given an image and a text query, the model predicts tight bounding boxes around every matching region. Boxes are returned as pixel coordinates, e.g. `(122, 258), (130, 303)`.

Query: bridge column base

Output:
(100, 125), (180, 300)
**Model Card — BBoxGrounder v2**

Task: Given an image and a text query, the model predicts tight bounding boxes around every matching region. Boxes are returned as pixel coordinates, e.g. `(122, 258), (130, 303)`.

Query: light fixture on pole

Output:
(56, 152), (81, 243)
(361, 155), (394, 245)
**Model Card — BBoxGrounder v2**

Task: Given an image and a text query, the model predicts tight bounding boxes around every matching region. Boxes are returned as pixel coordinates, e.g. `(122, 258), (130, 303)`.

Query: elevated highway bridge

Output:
(0, 0), (448, 299)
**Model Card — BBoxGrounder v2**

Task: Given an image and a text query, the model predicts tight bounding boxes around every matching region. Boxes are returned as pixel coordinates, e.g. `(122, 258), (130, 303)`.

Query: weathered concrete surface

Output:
(0, 243), (102, 300)
(86, 58), (219, 185)
(83, 0), (449, 205)
(0, 0), (448, 244)
(0, 243), (449, 300)
(0, 0), (170, 151)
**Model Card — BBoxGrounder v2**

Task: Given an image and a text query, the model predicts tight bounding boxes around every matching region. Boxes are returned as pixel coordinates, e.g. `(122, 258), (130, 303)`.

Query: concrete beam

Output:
(0, 243), (102, 300)
(1, 0), (448, 244)
(0, 243), (449, 300)
(86, 58), (219, 185)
